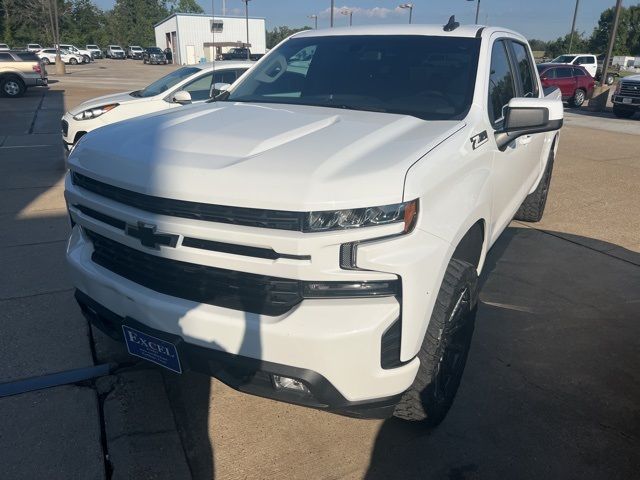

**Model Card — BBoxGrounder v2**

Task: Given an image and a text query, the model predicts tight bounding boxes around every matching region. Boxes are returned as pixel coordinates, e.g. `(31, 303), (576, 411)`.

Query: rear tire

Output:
(393, 259), (478, 426)
(69, 57), (78, 65)
(613, 105), (636, 119)
(606, 74), (614, 85)
(1, 76), (26, 98)
(42, 57), (50, 65)
(569, 88), (586, 108)
(514, 141), (555, 222)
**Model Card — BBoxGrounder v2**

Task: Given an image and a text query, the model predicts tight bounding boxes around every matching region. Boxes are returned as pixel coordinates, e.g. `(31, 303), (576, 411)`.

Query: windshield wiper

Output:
(129, 90), (142, 97)
(322, 104), (388, 114)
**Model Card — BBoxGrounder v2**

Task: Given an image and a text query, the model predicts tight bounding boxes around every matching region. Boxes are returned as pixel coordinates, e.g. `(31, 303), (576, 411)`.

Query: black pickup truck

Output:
(221, 48), (264, 61)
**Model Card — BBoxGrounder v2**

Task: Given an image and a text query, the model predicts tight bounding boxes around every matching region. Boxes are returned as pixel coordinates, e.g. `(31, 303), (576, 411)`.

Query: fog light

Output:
(272, 375), (310, 393)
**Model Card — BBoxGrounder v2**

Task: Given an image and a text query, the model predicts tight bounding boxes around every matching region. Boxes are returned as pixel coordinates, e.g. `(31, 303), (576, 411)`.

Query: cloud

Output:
(319, 5), (405, 19)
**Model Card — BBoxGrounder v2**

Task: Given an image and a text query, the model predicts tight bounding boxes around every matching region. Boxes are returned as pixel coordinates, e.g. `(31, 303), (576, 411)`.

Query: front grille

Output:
(86, 229), (303, 316)
(620, 81), (640, 98)
(62, 120), (68, 136)
(72, 172), (306, 231)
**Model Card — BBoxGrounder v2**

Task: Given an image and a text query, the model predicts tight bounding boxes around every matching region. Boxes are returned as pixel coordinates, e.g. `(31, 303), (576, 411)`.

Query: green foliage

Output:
(169, 0), (203, 14)
(545, 32), (588, 58)
(527, 39), (548, 52)
(106, 0), (169, 47)
(589, 4), (640, 56)
(266, 25), (311, 50)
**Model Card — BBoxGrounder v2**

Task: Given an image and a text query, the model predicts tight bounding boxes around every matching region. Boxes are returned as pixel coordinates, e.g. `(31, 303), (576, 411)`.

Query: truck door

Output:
(575, 55), (597, 77)
(486, 38), (544, 242)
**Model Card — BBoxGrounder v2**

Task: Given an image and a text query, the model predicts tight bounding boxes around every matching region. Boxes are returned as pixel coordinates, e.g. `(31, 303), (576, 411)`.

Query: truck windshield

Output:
(551, 55), (576, 63)
(131, 66), (200, 98)
(223, 35), (481, 120)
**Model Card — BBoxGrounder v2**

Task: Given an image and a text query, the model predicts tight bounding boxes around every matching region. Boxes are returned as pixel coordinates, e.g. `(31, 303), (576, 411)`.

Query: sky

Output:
(91, 0), (627, 41)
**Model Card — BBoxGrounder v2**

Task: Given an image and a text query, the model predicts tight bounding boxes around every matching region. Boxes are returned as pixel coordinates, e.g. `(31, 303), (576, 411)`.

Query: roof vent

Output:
(443, 15), (460, 32)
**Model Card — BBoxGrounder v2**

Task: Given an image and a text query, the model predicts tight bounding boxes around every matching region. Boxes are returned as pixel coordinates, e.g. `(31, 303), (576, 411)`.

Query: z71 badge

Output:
(470, 131), (488, 150)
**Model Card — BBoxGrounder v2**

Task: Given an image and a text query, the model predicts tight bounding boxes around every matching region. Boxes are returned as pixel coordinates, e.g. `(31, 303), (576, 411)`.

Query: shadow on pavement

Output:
(365, 227), (640, 480)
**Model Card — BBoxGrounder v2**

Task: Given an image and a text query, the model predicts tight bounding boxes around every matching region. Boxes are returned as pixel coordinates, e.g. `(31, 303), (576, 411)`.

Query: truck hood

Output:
(69, 102), (465, 211)
(69, 91), (148, 115)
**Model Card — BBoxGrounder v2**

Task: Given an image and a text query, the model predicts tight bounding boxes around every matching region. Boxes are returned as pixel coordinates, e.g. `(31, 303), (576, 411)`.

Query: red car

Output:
(536, 64), (595, 108)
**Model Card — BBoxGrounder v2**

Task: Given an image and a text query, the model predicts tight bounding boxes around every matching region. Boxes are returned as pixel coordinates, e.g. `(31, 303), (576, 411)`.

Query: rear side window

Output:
(576, 56), (595, 65)
(556, 67), (573, 79)
(0, 53), (14, 61)
(16, 52), (39, 61)
(573, 68), (586, 77)
(511, 42), (539, 98)
(213, 70), (237, 85)
(488, 40), (516, 124)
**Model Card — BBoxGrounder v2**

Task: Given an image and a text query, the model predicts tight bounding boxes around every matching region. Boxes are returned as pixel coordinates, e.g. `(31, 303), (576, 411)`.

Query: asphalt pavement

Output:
(0, 59), (638, 479)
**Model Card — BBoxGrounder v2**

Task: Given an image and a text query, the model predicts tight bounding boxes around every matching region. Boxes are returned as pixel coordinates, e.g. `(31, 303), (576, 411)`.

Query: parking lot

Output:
(1, 59), (639, 479)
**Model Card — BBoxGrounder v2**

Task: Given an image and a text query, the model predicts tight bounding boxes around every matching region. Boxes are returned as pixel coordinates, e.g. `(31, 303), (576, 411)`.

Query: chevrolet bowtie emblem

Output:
(125, 222), (178, 249)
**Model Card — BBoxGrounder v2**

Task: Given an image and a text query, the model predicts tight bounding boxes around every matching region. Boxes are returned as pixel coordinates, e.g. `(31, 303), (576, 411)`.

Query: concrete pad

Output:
(92, 326), (134, 366)
(0, 184), (66, 215)
(0, 386), (105, 480)
(0, 290), (94, 382)
(0, 112), (33, 135)
(98, 369), (191, 480)
(2, 133), (63, 147)
(0, 240), (70, 300)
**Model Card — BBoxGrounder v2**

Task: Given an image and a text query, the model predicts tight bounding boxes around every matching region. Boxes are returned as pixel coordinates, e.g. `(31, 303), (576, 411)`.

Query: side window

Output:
(511, 42), (539, 98)
(0, 53), (14, 61)
(542, 68), (556, 79)
(556, 67), (573, 79)
(213, 70), (237, 85)
(488, 40), (516, 125)
(573, 68), (585, 77)
(182, 72), (214, 101)
(577, 56), (595, 65)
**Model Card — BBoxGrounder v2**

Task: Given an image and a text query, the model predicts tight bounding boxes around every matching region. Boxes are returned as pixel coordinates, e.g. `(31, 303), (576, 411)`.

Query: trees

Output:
(105, 0), (168, 46)
(169, 0), (203, 14)
(266, 26), (311, 49)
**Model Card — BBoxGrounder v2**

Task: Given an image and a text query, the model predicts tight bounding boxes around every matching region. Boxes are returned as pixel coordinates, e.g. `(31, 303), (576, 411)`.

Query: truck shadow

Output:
(365, 227), (640, 479)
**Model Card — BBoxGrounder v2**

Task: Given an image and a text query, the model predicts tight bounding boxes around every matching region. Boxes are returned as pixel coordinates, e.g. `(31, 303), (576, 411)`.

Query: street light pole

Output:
(308, 14), (318, 29)
(330, 0), (334, 27)
(341, 9), (352, 26)
(600, 0), (623, 89)
(568, 0), (580, 53)
(466, 0), (481, 24)
(243, 0), (251, 60)
(399, 4), (413, 24)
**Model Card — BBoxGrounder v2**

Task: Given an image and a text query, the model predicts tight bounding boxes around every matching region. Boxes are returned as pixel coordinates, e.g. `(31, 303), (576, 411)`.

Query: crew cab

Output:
(65, 23), (562, 425)
(611, 74), (640, 119)
(127, 46), (144, 60)
(549, 53), (598, 78)
(221, 47), (264, 61)
(106, 45), (126, 59)
(61, 61), (252, 148)
(86, 45), (103, 59)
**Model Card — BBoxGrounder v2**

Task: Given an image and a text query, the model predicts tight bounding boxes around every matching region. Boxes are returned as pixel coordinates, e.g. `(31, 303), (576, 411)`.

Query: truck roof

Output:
(291, 24), (524, 41)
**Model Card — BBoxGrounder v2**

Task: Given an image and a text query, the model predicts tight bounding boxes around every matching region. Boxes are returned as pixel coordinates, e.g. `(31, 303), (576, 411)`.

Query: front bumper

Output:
(612, 95), (640, 107)
(76, 289), (404, 418)
(64, 172), (454, 407)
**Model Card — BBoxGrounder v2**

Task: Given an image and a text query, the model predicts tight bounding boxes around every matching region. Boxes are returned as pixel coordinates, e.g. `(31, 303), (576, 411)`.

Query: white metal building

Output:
(154, 13), (266, 65)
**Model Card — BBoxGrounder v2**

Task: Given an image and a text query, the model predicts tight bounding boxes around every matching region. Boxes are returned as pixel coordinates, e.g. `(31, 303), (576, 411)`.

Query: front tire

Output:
(393, 259), (478, 426)
(613, 104), (636, 119)
(42, 57), (50, 65)
(82, 55), (90, 63)
(69, 57), (78, 65)
(569, 88), (586, 108)
(514, 140), (555, 222)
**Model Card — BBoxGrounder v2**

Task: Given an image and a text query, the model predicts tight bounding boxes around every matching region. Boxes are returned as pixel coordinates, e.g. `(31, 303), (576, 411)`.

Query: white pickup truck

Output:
(65, 22), (562, 425)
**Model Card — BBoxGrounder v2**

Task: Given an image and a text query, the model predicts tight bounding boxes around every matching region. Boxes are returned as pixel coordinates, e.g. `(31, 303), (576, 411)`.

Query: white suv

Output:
(65, 23), (563, 424)
(549, 53), (598, 77)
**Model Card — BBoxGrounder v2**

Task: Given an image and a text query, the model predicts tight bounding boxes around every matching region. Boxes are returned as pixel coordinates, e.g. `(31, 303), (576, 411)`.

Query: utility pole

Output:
(600, 0), (623, 90)
(568, 0), (580, 53)
(308, 14), (318, 29)
(330, 0), (334, 27)
(222, 0), (225, 15)
(243, 0), (251, 60)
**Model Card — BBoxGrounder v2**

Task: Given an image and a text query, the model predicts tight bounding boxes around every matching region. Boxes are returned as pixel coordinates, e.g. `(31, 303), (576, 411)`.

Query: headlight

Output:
(305, 200), (418, 232)
(73, 103), (118, 121)
(614, 82), (622, 94)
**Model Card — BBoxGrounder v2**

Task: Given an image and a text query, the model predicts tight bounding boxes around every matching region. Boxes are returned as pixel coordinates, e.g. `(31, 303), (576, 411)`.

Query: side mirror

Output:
(213, 82), (231, 92)
(172, 90), (192, 105)
(495, 97), (563, 151)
